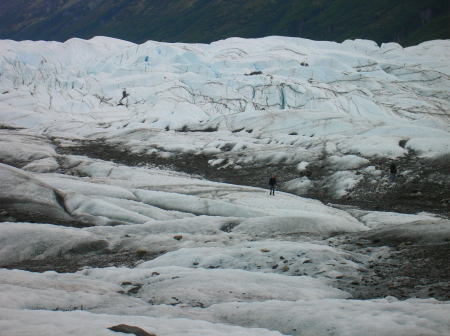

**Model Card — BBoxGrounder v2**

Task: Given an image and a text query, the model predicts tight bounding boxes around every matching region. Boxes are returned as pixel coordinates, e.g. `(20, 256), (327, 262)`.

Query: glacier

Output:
(0, 36), (449, 336)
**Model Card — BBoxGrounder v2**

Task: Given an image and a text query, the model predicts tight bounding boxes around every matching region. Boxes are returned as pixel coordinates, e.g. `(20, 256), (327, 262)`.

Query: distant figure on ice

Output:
(118, 88), (129, 105)
(268, 175), (277, 196)
(389, 162), (397, 182)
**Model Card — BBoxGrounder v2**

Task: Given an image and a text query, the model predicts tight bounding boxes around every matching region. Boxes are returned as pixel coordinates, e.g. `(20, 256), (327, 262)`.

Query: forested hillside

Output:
(0, 0), (448, 45)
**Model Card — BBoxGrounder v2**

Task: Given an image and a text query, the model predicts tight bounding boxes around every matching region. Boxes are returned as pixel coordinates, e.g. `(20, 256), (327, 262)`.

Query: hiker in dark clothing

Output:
(389, 162), (397, 182)
(268, 175), (277, 195)
(119, 89), (129, 105)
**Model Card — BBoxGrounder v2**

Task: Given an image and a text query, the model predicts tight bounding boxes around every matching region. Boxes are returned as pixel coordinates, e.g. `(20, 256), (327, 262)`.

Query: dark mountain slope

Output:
(0, 0), (448, 46)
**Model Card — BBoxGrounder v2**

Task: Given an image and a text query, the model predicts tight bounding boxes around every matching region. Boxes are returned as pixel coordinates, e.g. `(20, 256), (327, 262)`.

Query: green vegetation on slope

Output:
(0, 0), (448, 46)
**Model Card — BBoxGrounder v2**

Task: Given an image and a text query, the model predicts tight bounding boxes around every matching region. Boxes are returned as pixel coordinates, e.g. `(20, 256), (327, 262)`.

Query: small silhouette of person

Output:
(268, 175), (277, 195)
(389, 162), (397, 182)
(119, 89), (129, 105)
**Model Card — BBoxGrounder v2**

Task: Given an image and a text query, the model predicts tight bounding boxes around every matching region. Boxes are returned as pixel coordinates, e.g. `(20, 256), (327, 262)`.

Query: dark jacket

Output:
(269, 177), (277, 186)
(390, 163), (397, 174)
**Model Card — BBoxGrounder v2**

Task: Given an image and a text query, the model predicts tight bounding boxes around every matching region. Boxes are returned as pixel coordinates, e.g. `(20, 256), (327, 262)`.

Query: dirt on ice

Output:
(2, 137), (448, 302)
(56, 139), (450, 217)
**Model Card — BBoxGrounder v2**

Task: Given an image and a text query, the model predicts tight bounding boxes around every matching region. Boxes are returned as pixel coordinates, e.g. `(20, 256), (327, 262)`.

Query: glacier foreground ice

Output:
(0, 36), (449, 336)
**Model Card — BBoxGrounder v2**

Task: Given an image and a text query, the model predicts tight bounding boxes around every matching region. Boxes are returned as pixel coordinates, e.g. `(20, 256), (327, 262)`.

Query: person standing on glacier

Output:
(119, 88), (129, 105)
(389, 162), (397, 182)
(268, 175), (277, 196)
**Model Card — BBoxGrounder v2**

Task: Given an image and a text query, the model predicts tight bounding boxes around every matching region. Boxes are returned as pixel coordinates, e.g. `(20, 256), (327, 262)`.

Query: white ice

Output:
(1, 35), (449, 336)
